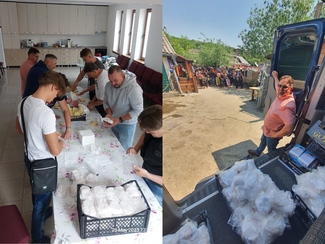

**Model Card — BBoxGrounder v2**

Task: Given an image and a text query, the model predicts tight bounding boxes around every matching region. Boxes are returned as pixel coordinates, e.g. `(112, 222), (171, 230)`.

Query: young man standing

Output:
(20, 47), (40, 97)
(72, 48), (105, 100)
(79, 62), (109, 117)
(16, 71), (66, 243)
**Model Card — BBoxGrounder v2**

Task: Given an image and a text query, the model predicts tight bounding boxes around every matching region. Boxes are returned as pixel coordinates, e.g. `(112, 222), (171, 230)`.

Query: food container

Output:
(77, 180), (151, 239)
(78, 129), (95, 145)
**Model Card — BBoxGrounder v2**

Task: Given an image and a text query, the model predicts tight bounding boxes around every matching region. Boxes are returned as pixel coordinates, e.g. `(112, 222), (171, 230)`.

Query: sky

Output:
(163, 0), (263, 48)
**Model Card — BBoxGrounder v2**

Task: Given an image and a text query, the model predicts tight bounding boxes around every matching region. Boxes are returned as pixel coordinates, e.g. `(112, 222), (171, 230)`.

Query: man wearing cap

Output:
(248, 71), (296, 156)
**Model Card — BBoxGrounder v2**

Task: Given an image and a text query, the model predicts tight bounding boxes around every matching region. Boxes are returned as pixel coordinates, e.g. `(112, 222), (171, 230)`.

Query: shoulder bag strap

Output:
(20, 96), (29, 158)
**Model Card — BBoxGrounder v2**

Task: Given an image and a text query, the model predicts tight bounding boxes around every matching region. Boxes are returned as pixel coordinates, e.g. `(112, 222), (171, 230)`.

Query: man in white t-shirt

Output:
(16, 71), (66, 244)
(82, 62), (109, 117)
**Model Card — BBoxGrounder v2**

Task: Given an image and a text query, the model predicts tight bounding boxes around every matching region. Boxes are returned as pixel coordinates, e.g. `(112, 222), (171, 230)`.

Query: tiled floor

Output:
(0, 66), (143, 242)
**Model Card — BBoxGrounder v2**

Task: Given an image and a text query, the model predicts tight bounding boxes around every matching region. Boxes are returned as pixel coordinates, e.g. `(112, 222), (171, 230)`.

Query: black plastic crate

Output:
(215, 175), (233, 213)
(291, 191), (317, 229)
(77, 180), (151, 239)
(192, 210), (214, 244)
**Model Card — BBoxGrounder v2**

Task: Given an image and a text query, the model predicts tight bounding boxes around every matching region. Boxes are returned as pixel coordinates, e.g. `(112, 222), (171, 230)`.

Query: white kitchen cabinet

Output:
(60, 48), (69, 65)
(95, 6), (108, 33)
(47, 5), (60, 35)
(36, 4), (48, 34)
(8, 3), (19, 34)
(4, 49), (25, 66)
(3, 34), (21, 51)
(51, 49), (61, 65)
(39, 49), (49, 61)
(27, 4), (38, 34)
(0, 2), (11, 33)
(69, 49), (79, 64)
(59, 5), (69, 35)
(11, 34), (21, 49)
(86, 6), (96, 35)
(17, 3), (29, 34)
(77, 6), (87, 35)
(69, 5), (78, 35)
(3, 34), (12, 49)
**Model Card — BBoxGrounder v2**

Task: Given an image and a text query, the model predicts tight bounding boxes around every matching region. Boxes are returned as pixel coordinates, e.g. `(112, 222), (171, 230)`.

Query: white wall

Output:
(20, 33), (106, 47)
(106, 3), (162, 72)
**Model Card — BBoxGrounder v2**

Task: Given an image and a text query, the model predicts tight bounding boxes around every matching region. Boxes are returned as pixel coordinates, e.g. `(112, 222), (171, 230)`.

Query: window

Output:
(140, 9), (152, 60)
(117, 10), (124, 53)
(278, 34), (315, 90)
(128, 10), (136, 55)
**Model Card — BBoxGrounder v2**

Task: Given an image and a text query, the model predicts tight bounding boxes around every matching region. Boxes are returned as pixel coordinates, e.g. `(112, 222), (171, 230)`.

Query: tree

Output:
(239, 0), (317, 63)
(198, 33), (230, 67)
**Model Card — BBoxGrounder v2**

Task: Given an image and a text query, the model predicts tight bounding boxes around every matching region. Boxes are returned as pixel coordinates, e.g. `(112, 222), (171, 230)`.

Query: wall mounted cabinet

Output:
(47, 5), (60, 35)
(36, 4), (48, 34)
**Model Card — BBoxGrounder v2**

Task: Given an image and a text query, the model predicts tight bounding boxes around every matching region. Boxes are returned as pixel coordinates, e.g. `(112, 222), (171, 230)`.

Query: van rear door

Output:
(264, 19), (325, 124)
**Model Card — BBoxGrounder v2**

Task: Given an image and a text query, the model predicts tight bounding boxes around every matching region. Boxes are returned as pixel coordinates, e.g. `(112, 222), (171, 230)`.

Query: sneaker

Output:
(248, 149), (260, 157)
(45, 207), (53, 221)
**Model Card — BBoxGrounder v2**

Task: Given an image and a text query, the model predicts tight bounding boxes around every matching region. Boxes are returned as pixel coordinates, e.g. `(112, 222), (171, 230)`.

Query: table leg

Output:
(251, 90), (255, 101)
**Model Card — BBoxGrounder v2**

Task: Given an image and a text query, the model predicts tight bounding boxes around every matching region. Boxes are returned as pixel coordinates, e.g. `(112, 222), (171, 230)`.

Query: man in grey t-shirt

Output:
(72, 48), (104, 100)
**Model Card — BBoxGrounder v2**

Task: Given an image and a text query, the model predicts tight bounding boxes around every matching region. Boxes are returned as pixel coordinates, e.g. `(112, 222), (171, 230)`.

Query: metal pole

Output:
(171, 54), (183, 95)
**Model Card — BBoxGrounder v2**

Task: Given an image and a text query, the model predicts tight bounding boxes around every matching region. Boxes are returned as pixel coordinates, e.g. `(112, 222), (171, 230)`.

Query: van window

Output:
(278, 34), (315, 90)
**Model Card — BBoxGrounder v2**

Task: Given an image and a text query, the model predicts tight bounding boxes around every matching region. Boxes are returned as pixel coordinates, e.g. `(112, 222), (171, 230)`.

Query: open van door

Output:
(264, 19), (325, 137)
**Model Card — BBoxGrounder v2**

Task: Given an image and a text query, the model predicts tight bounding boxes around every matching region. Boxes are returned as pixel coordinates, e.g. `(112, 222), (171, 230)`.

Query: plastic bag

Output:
(218, 167), (237, 188)
(255, 191), (272, 216)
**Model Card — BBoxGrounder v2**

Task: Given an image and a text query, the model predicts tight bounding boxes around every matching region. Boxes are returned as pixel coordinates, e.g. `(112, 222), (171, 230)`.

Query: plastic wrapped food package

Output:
(85, 173), (99, 185)
(263, 211), (286, 238)
(255, 191), (272, 216)
(218, 160), (296, 244)
(163, 218), (211, 244)
(80, 182), (148, 219)
(292, 166), (325, 217)
(82, 199), (97, 217)
(70, 169), (83, 182)
(218, 167), (237, 188)
(80, 185), (91, 200)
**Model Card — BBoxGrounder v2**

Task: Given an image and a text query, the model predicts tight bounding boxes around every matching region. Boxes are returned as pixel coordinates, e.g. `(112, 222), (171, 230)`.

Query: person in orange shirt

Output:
(20, 48), (40, 97)
(248, 70), (296, 157)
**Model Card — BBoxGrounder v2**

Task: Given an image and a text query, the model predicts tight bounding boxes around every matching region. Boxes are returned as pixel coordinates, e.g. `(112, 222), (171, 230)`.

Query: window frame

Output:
(127, 10), (136, 55)
(140, 9), (152, 61)
(117, 10), (124, 54)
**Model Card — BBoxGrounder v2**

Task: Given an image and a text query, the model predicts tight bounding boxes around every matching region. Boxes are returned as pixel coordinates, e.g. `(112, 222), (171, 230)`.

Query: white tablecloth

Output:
(51, 90), (162, 244)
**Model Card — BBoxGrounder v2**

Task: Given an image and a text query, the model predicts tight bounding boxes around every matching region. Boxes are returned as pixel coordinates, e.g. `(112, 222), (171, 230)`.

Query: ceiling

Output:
(4, 0), (162, 6)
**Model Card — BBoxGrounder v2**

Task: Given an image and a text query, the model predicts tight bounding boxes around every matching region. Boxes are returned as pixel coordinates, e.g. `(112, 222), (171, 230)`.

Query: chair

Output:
(128, 61), (138, 73)
(0, 62), (3, 79)
(0, 205), (30, 243)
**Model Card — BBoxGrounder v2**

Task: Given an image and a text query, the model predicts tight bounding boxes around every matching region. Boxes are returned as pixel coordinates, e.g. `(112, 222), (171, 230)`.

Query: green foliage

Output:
(248, 80), (257, 87)
(164, 31), (231, 67)
(239, 0), (318, 63)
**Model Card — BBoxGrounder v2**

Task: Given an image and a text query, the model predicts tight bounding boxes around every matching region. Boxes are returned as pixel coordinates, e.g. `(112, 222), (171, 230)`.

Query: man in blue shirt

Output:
(23, 54), (57, 98)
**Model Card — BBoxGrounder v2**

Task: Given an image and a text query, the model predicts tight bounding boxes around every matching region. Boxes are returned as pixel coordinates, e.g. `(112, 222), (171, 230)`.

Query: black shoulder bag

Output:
(21, 96), (58, 195)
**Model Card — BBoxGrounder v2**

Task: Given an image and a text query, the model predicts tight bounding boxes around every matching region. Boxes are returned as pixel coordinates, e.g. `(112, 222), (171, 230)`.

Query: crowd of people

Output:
(193, 64), (245, 89)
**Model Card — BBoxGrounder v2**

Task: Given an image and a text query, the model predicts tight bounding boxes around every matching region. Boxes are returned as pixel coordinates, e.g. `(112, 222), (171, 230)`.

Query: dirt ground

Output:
(163, 87), (293, 201)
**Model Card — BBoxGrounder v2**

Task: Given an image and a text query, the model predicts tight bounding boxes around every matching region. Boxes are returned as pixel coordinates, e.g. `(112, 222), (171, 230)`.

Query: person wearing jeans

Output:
(103, 66), (143, 151)
(17, 71), (66, 243)
(248, 70), (296, 157)
(127, 105), (163, 206)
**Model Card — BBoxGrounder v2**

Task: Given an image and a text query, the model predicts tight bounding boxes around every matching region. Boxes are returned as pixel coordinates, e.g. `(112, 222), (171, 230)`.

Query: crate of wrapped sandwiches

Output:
(77, 180), (151, 239)
(216, 159), (296, 244)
